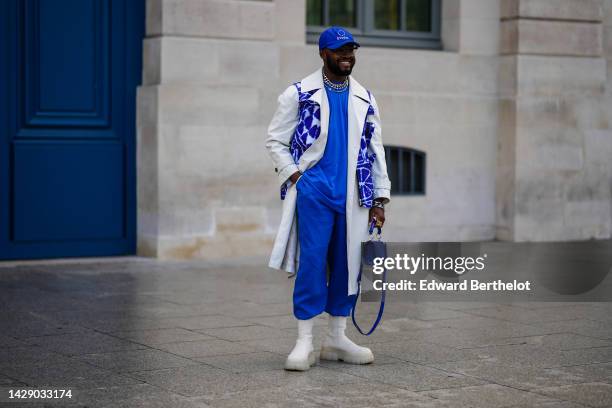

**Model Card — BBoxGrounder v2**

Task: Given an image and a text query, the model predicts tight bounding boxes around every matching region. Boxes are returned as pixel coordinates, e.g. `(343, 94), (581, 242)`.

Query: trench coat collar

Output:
(300, 67), (371, 105)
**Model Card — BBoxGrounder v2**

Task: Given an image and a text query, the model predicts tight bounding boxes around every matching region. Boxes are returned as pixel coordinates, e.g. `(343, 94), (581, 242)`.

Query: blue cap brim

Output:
(326, 40), (360, 50)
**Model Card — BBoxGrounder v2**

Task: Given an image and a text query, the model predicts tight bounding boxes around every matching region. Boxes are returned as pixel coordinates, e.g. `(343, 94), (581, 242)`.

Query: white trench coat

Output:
(265, 67), (391, 296)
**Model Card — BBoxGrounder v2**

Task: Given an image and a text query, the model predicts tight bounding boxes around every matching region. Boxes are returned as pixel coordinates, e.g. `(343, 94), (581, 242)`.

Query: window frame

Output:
(384, 145), (427, 196)
(306, 0), (442, 50)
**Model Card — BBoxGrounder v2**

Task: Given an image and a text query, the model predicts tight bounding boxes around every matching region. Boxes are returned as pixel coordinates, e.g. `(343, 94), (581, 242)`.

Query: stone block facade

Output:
(497, 0), (612, 241)
(137, 0), (612, 259)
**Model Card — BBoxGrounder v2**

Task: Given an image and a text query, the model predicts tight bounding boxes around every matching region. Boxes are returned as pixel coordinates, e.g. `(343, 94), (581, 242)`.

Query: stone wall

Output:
(497, 0), (612, 241)
(137, 0), (612, 260)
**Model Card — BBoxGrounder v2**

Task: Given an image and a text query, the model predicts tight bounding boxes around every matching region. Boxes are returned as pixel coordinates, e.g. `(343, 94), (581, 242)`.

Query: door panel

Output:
(0, 0), (144, 259)
(13, 141), (124, 241)
(25, 0), (110, 127)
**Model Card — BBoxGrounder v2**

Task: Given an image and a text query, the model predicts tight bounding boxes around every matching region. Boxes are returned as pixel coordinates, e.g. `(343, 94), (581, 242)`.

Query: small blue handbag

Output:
(351, 220), (387, 335)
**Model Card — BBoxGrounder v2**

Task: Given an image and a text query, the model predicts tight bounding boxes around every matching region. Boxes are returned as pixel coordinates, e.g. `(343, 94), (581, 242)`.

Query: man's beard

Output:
(326, 54), (353, 76)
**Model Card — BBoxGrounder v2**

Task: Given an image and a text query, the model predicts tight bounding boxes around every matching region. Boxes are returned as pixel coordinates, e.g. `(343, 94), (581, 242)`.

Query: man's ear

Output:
(319, 49), (325, 60)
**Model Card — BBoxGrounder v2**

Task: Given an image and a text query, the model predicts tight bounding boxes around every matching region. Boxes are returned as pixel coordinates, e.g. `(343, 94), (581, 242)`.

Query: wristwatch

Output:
(372, 200), (385, 209)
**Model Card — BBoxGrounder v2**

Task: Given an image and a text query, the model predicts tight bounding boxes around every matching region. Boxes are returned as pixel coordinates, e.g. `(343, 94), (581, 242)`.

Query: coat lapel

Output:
(297, 68), (329, 170)
(347, 76), (370, 186)
(301, 68), (326, 131)
(346, 76), (371, 296)
(301, 68), (323, 92)
(349, 76), (371, 135)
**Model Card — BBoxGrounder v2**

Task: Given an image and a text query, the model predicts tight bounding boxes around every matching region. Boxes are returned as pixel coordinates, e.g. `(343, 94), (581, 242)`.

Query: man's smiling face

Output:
(321, 43), (357, 77)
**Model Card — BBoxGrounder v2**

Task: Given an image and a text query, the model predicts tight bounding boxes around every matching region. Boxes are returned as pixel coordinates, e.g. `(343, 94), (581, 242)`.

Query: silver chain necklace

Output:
(323, 71), (349, 92)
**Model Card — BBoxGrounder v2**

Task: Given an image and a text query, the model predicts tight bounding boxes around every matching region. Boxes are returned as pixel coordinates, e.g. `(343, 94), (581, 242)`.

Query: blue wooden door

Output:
(0, 0), (144, 260)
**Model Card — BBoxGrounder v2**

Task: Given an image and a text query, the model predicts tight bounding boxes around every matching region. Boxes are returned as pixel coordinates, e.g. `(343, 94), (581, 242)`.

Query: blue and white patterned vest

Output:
(279, 82), (377, 208)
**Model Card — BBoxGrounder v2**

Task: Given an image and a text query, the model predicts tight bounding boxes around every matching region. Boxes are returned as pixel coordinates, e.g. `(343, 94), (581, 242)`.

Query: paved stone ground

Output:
(0, 256), (610, 408)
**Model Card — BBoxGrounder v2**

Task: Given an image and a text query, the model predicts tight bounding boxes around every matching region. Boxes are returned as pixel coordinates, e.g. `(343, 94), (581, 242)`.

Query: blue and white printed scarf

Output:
(279, 82), (376, 208)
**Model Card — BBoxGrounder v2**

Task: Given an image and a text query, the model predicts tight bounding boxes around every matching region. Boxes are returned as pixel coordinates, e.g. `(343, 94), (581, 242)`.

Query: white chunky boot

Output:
(320, 315), (374, 364)
(284, 317), (316, 371)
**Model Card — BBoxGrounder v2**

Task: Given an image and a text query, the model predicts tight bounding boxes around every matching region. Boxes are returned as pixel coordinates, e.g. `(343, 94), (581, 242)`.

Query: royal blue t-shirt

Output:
(300, 82), (349, 213)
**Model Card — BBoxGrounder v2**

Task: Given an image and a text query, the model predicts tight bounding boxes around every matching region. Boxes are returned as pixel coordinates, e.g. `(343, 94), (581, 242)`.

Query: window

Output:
(306, 0), (441, 49)
(384, 146), (426, 195)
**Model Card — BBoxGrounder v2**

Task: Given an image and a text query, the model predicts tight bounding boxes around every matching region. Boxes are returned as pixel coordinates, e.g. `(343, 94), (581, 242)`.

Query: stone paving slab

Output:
(418, 301), (501, 311)
(370, 338), (486, 365)
(1, 358), (142, 389)
(69, 383), (213, 408)
(536, 319), (612, 340)
(22, 330), (148, 355)
(378, 316), (438, 331)
(560, 362), (612, 383)
(556, 347), (612, 368)
(242, 365), (366, 389)
(0, 346), (69, 369)
(209, 301), (293, 319)
(125, 364), (266, 399)
(76, 348), (200, 373)
(120, 303), (226, 320)
(497, 333), (612, 350)
(196, 324), (295, 342)
(422, 322), (580, 348)
(0, 374), (25, 387)
(458, 304), (599, 324)
(534, 382), (612, 407)
(431, 358), (594, 390)
(507, 401), (586, 408)
(314, 361), (488, 392)
(286, 382), (446, 408)
(1, 313), (87, 338)
(445, 343), (612, 368)
(385, 326), (542, 349)
(0, 335), (27, 349)
(109, 327), (215, 346)
(192, 385), (326, 408)
(194, 351), (287, 373)
(0, 257), (610, 407)
(418, 383), (564, 407)
(153, 314), (253, 330)
(55, 313), (183, 333)
(156, 339), (258, 358)
(379, 303), (473, 321)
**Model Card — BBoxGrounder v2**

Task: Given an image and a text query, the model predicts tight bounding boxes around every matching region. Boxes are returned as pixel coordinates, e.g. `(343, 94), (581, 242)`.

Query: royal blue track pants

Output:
(293, 178), (357, 320)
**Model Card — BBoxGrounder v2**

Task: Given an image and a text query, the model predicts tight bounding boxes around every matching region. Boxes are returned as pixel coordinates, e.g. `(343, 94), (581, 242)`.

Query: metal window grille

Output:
(384, 145), (426, 195)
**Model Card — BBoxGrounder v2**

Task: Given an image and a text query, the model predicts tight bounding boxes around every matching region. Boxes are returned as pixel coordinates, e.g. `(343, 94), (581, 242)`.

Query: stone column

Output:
(496, 0), (612, 241)
(136, 0), (295, 259)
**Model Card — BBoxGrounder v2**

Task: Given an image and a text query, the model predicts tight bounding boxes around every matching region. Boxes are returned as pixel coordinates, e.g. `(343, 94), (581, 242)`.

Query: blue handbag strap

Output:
(351, 220), (386, 336)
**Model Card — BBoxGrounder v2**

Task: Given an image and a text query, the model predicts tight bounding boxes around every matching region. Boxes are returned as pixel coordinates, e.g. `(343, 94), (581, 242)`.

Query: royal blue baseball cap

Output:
(318, 26), (360, 50)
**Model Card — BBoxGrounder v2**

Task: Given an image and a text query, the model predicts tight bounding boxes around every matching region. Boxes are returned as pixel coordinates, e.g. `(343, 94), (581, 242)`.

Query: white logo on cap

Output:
(335, 29), (349, 40)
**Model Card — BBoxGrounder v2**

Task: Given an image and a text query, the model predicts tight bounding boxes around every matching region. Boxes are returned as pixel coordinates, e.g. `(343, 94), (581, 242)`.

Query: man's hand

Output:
(369, 207), (385, 229)
(289, 171), (302, 184)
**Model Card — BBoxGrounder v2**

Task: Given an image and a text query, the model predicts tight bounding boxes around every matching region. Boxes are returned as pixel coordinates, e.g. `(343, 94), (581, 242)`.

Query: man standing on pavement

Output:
(265, 26), (391, 371)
